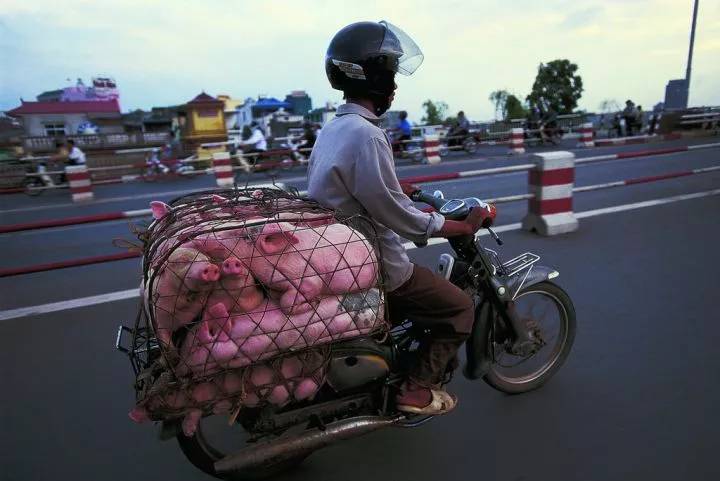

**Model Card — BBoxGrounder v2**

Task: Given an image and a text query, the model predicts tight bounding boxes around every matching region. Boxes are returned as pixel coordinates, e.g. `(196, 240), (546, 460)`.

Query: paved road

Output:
(2, 138), (720, 481)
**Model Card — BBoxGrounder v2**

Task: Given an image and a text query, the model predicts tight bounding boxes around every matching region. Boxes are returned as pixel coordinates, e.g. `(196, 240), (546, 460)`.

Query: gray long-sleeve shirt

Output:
(307, 103), (445, 292)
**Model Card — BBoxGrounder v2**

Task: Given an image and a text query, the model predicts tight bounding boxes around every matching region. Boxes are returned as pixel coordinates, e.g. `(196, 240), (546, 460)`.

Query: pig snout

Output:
(199, 263), (221, 282)
(222, 256), (246, 276)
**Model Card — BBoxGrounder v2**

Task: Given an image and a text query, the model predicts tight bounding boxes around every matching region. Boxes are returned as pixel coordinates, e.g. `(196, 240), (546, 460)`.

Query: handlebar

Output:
(411, 190), (446, 211)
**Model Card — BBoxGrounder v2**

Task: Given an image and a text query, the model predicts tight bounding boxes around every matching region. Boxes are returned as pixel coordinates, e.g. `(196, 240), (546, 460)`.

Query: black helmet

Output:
(325, 21), (423, 111)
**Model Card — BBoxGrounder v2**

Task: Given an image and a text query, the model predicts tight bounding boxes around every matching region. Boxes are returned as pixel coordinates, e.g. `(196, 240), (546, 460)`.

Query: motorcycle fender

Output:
(463, 299), (492, 380)
(505, 265), (559, 300)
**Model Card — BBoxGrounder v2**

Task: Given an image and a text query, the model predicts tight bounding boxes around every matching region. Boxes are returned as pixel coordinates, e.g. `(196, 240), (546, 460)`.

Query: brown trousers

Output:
(387, 264), (475, 387)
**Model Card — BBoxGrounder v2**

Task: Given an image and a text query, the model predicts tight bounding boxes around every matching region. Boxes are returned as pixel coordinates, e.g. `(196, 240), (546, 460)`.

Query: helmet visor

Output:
(379, 20), (424, 75)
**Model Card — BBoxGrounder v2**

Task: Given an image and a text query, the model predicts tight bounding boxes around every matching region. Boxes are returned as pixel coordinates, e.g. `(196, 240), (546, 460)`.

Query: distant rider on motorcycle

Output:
(307, 21), (496, 415)
(447, 111), (470, 148)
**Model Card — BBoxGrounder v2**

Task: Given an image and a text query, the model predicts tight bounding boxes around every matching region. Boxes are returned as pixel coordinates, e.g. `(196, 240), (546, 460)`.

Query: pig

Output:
(177, 303), (238, 375)
(250, 222), (378, 315)
(205, 255), (264, 314)
(152, 247), (220, 348)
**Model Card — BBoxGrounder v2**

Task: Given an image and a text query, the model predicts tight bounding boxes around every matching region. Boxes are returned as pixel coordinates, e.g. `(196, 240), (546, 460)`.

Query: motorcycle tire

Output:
(438, 145), (450, 157)
(23, 177), (44, 196)
(463, 139), (479, 155)
(483, 281), (576, 394)
(176, 419), (310, 481)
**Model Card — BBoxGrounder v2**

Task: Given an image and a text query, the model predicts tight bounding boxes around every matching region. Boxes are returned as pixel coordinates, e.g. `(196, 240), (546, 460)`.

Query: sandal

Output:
(397, 388), (458, 415)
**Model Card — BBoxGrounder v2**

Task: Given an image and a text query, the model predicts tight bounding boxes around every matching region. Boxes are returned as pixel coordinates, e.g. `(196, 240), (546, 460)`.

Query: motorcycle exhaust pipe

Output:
(214, 415), (403, 475)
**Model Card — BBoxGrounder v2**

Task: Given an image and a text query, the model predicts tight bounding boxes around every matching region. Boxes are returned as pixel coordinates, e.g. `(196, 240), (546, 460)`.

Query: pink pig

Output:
(152, 247), (220, 348)
(177, 303), (238, 375)
(250, 222), (377, 315)
(205, 256), (264, 314)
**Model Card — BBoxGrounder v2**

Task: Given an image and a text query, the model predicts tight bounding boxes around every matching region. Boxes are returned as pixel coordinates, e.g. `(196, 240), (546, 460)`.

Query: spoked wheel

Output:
(176, 414), (310, 481)
(484, 281), (576, 394)
(463, 139), (479, 154)
(23, 177), (45, 196)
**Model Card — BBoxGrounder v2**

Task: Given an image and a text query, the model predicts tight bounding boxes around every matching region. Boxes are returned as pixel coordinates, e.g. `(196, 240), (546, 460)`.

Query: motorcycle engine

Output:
(326, 338), (391, 392)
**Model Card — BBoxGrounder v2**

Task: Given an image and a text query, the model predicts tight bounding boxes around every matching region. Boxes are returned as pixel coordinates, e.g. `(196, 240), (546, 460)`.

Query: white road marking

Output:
(2, 188), (720, 322)
(0, 288), (139, 322)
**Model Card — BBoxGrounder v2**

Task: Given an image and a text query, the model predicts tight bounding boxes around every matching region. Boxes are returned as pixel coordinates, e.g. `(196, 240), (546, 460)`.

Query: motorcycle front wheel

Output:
(176, 414), (310, 481)
(23, 177), (45, 196)
(483, 281), (576, 394)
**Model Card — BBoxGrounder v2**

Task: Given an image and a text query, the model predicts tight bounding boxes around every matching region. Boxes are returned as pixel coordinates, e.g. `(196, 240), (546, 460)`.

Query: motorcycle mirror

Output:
(433, 190), (445, 199)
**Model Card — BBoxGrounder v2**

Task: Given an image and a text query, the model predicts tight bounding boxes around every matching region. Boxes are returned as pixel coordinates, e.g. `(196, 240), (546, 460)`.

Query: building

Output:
(306, 102), (337, 125)
(181, 92), (227, 156)
(664, 79), (689, 111)
(284, 90), (312, 116)
(7, 99), (123, 137)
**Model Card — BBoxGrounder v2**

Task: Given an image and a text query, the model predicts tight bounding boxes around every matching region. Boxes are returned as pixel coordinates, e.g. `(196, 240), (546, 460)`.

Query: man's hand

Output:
(400, 183), (421, 198)
(465, 204), (496, 231)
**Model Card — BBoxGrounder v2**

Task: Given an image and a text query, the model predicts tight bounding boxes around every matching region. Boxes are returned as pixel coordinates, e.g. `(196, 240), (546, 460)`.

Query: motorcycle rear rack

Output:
(501, 252), (540, 277)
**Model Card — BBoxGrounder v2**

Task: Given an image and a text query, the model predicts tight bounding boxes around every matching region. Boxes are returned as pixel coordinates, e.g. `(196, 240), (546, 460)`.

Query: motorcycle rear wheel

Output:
(483, 281), (576, 394)
(176, 416), (310, 481)
(23, 177), (44, 196)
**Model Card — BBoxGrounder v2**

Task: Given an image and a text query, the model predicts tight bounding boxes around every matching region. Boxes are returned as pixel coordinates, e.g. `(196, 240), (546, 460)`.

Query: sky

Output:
(1, 0), (719, 122)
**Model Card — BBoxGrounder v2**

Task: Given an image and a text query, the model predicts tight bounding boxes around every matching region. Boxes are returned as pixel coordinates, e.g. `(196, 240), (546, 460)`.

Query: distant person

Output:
(301, 122), (317, 150)
(635, 105), (644, 134)
(66, 139), (86, 165)
(623, 100), (636, 136)
(447, 111), (470, 147)
(239, 121), (268, 163)
(396, 111), (412, 151)
(612, 114), (623, 138)
(648, 113), (657, 135)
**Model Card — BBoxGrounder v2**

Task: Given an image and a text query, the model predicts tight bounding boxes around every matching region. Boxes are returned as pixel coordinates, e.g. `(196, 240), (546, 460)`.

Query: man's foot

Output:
(396, 383), (457, 415)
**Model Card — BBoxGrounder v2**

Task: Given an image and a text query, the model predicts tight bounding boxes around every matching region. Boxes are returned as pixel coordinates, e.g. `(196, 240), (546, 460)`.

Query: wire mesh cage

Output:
(125, 187), (388, 435)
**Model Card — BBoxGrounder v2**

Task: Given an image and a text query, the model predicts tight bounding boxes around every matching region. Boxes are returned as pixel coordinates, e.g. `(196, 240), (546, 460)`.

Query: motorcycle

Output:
(143, 149), (195, 181)
(387, 130), (425, 163)
(438, 131), (479, 157)
(118, 189), (575, 480)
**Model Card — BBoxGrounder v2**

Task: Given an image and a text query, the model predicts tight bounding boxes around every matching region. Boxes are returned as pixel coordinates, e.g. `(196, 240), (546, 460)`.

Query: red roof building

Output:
(7, 99), (123, 138)
(7, 99), (121, 116)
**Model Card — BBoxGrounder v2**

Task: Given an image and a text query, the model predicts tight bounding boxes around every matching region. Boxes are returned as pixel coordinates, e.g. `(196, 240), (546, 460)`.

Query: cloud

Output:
(0, 0), (718, 121)
(559, 6), (604, 29)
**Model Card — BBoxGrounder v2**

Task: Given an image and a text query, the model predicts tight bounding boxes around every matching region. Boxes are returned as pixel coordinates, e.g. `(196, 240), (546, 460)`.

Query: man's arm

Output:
(350, 137), (444, 243)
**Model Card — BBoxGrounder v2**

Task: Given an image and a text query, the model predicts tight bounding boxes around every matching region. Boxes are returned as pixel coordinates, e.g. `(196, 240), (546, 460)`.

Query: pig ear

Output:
(257, 223), (298, 254)
(150, 201), (171, 220)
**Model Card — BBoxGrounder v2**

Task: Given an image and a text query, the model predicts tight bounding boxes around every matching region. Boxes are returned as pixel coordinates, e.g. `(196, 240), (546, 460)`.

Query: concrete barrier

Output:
(522, 151), (578, 235)
(66, 165), (94, 202)
(423, 135), (441, 165)
(577, 122), (595, 147)
(212, 152), (235, 187)
(508, 128), (525, 155)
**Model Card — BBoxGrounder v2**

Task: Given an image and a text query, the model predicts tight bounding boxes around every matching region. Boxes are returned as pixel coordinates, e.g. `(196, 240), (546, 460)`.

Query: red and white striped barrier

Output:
(212, 152), (235, 187)
(522, 151), (578, 236)
(577, 122), (595, 148)
(423, 135), (441, 165)
(508, 128), (525, 155)
(65, 165), (94, 202)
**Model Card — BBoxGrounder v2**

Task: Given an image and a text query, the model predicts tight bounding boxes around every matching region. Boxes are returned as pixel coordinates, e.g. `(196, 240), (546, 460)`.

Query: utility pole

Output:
(685, 0), (699, 105)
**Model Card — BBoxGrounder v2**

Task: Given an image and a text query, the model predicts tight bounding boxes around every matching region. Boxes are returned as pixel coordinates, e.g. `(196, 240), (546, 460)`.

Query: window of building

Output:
(44, 123), (66, 137)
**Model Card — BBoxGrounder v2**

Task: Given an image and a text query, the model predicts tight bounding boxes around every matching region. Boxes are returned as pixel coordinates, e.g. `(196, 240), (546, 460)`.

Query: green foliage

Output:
(505, 94), (528, 120)
(489, 90), (509, 120)
(421, 99), (448, 125)
(526, 59), (583, 114)
(489, 90), (527, 120)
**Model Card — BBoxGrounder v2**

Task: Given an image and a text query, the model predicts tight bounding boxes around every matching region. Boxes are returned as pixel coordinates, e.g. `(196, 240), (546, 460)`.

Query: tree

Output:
(489, 90), (509, 120)
(505, 94), (528, 120)
(489, 90), (528, 120)
(421, 99), (448, 125)
(598, 99), (620, 113)
(526, 59), (583, 114)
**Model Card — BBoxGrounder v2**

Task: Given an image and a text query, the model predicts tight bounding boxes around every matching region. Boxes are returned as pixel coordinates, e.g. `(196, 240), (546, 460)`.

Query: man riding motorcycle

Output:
(307, 21), (496, 415)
